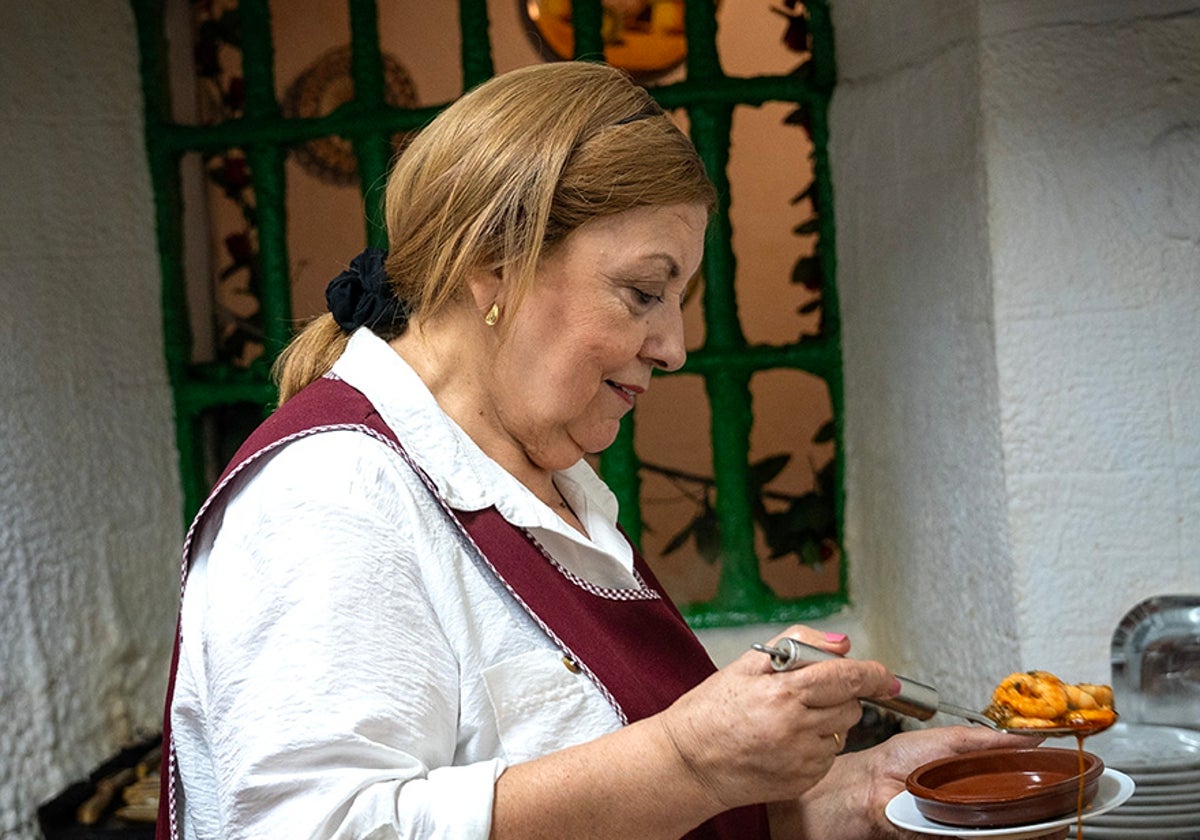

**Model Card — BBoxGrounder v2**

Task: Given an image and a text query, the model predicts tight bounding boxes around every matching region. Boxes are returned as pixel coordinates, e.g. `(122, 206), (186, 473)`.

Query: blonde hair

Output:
(275, 61), (716, 402)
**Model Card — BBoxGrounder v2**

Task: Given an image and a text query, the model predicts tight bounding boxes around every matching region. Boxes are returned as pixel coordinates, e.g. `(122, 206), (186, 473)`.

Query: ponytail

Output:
(271, 313), (350, 404)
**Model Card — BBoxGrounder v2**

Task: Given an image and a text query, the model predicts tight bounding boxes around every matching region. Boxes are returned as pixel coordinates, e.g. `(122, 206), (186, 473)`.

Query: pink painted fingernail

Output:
(824, 632), (847, 643)
(891, 678), (903, 696)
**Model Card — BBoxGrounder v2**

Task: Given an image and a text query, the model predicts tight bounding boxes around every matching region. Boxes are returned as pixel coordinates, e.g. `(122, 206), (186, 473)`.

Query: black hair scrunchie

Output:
(325, 247), (407, 332)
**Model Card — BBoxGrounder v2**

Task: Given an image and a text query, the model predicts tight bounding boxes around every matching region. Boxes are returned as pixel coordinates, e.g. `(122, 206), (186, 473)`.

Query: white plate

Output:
(1126, 768), (1200, 787)
(1117, 798), (1200, 814)
(885, 769), (1134, 838)
(1125, 784), (1200, 803)
(1080, 722), (1200, 773)
(1082, 824), (1200, 839)
(1089, 808), (1200, 828)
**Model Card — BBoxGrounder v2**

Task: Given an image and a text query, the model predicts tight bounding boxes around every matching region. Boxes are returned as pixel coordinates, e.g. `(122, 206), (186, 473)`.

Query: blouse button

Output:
(562, 655), (582, 674)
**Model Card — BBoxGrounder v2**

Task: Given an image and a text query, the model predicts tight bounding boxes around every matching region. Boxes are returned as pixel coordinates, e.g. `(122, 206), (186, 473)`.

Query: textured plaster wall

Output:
(828, 0), (1018, 705)
(830, 0), (1200, 710)
(0, 3), (182, 838)
(980, 2), (1200, 677)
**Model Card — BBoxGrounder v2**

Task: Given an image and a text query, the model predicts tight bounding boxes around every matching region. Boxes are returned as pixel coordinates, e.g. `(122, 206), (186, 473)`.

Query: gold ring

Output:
(832, 732), (842, 747)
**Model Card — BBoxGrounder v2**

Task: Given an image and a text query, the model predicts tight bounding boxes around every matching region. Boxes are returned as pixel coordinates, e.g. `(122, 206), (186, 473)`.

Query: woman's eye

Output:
(632, 289), (663, 306)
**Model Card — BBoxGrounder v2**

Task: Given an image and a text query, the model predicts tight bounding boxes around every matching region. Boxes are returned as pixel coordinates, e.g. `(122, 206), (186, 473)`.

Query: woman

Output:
(160, 61), (1045, 839)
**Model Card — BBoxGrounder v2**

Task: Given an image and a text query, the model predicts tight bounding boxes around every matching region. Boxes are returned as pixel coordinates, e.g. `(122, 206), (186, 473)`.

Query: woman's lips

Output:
(606, 380), (643, 406)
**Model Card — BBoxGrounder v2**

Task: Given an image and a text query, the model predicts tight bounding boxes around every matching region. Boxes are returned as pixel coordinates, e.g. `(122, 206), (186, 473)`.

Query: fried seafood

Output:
(985, 670), (1117, 734)
(993, 671), (1069, 720)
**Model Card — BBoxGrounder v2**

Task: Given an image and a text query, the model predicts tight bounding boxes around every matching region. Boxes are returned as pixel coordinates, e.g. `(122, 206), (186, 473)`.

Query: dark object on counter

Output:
(38, 736), (160, 840)
(845, 704), (908, 753)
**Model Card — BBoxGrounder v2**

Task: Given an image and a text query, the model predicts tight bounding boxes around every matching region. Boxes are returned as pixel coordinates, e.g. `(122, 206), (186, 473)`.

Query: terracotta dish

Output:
(905, 747), (1105, 828)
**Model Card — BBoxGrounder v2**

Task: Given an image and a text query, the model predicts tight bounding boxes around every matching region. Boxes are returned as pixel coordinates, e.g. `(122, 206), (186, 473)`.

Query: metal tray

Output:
(1111, 594), (1200, 729)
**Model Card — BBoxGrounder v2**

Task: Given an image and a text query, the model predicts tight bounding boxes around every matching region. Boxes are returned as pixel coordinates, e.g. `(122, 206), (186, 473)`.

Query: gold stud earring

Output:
(484, 303), (500, 326)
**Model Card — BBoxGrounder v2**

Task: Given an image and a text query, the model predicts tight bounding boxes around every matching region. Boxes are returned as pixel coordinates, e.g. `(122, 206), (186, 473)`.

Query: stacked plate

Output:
(1054, 721), (1200, 839)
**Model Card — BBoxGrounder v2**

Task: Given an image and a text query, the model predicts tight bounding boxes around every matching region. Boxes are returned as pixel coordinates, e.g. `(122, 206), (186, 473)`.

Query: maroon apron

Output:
(156, 374), (769, 839)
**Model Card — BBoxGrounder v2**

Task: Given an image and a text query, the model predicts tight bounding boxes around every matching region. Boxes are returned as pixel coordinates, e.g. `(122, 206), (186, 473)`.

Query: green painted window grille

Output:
(132, 0), (844, 628)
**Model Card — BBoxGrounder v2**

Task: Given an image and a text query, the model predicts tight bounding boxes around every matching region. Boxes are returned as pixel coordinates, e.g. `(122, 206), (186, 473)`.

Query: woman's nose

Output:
(642, 306), (687, 372)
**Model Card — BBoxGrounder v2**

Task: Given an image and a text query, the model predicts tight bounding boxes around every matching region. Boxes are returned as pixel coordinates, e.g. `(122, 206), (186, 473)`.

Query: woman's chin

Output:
(528, 421), (622, 470)
(580, 424), (623, 457)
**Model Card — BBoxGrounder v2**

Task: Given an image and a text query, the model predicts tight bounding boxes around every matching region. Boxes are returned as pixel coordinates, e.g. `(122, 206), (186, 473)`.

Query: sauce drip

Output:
(1075, 734), (1085, 840)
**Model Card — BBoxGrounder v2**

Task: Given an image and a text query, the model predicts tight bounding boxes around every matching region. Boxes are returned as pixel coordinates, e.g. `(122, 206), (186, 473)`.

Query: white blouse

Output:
(171, 329), (640, 839)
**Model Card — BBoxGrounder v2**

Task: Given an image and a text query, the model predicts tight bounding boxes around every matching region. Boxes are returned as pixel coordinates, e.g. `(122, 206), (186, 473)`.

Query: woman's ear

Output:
(465, 265), (503, 319)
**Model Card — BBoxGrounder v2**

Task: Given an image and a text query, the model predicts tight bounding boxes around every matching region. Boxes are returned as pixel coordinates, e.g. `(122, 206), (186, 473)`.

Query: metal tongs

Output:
(752, 638), (1087, 736)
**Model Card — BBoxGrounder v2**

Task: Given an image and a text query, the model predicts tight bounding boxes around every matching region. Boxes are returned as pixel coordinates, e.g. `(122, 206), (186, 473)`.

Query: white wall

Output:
(830, 0), (1200, 708)
(826, 0), (1020, 702)
(981, 1), (1200, 676)
(0, 2), (182, 837)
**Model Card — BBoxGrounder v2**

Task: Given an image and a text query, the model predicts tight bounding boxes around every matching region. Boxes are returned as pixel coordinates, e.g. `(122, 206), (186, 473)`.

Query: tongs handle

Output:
(753, 638), (941, 721)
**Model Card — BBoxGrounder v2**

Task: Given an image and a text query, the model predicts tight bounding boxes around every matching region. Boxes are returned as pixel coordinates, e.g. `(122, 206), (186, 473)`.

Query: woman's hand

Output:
(773, 724), (1051, 839)
(654, 625), (902, 813)
(495, 624), (902, 839)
